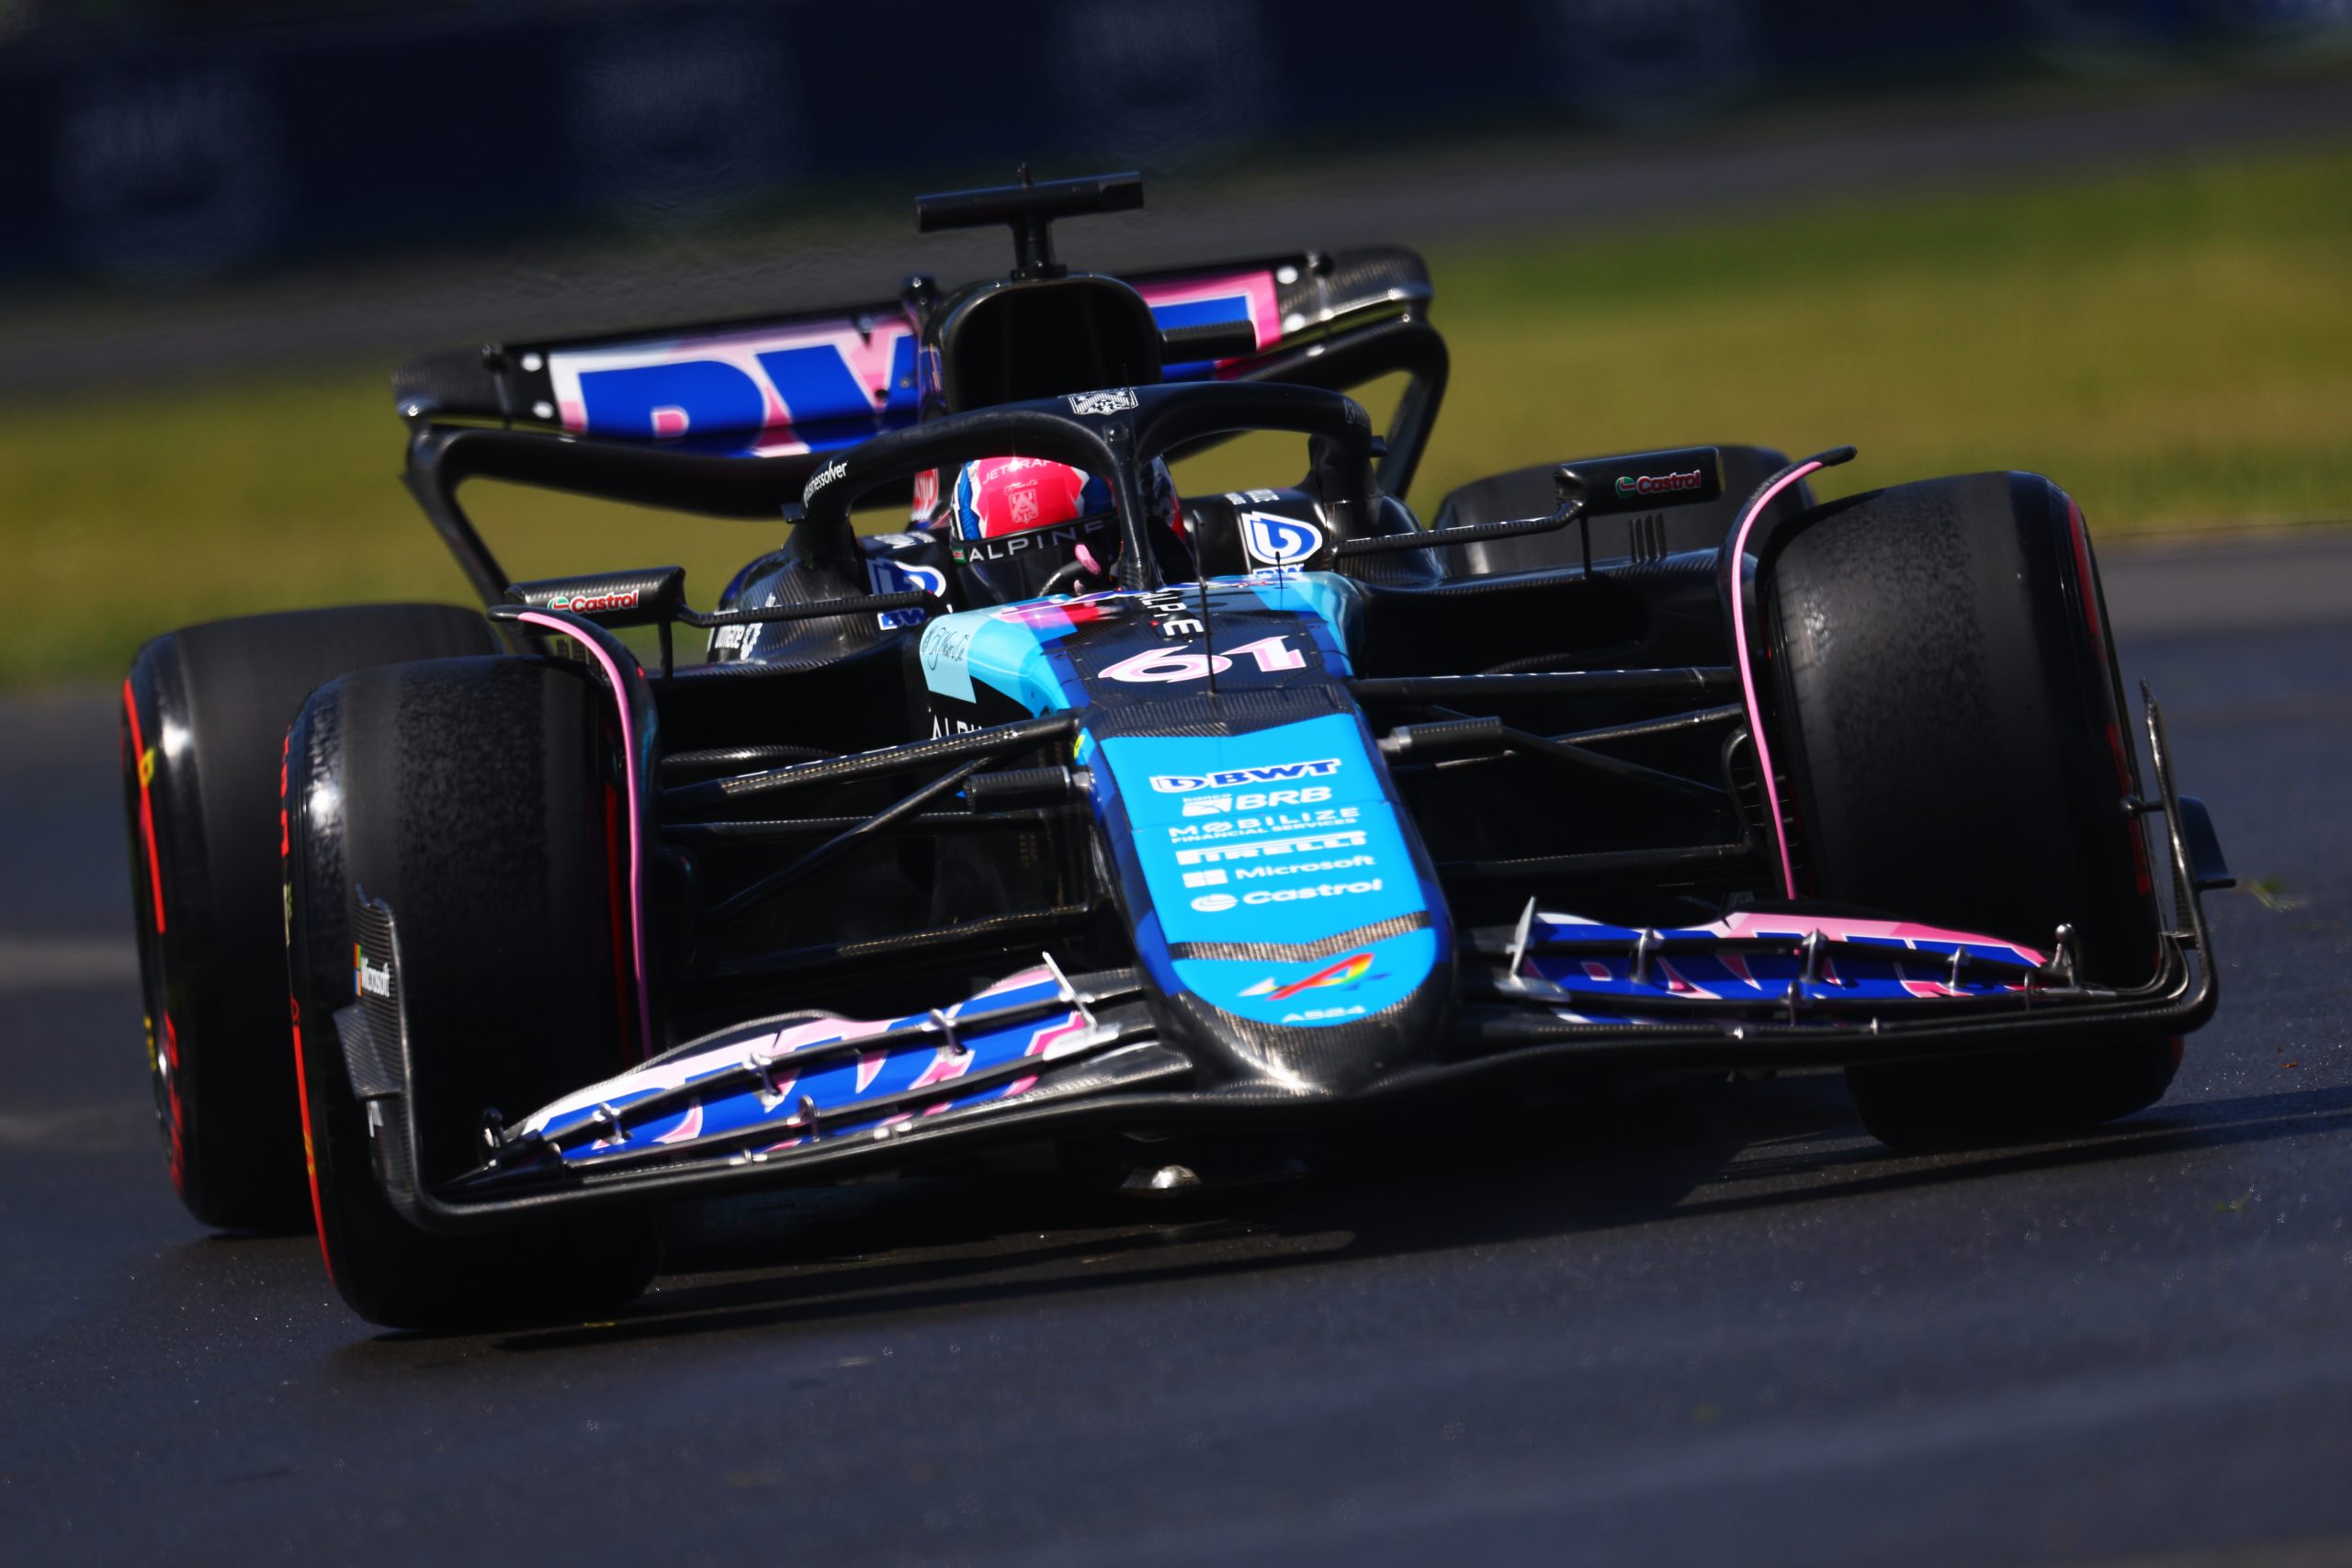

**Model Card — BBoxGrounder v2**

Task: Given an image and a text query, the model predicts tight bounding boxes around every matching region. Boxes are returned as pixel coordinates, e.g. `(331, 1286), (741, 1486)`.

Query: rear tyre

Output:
(284, 655), (657, 1330)
(121, 604), (498, 1231)
(1762, 473), (2177, 1150)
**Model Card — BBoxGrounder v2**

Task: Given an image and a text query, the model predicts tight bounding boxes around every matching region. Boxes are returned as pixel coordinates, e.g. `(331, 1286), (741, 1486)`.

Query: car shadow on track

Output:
(475, 1073), (2352, 1356)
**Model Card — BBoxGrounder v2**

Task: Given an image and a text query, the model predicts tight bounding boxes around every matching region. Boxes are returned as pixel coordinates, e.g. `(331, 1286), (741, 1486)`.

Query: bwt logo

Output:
(1149, 759), (1342, 794)
(1614, 469), (1704, 499)
(548, 321), (920, 455)
(1239, 511), (1325, 567)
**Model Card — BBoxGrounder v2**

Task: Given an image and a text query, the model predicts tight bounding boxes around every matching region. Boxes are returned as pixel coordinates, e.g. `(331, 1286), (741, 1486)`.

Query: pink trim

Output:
(515, 612), (655, 1056)
(1136, 272), (1285, 353)
(1716, 908), (2045, 967)
(1725, 461), (1826, 897)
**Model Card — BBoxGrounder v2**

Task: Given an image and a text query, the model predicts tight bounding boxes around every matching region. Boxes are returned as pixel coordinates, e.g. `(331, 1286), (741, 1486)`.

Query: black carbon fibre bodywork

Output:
(219, 176), (2229, 1261)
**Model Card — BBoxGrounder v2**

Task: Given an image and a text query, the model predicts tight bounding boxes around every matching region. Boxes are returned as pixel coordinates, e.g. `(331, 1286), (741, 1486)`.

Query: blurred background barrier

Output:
(5, 0), (2348, 283)
(0, 0), (2347, 688)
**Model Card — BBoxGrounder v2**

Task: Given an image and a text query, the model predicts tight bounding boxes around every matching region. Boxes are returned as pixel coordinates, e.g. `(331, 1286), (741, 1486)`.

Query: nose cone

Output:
(1090, 707), (1455, 1096)
(1153, 925), (1455, 1095)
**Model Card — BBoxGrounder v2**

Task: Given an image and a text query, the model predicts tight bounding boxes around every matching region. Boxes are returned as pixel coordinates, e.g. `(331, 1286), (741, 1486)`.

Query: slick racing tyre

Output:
(284, 655), (658, 1330)
(1762, 473), (2178, 1150)
(122, 604), (498, 1231)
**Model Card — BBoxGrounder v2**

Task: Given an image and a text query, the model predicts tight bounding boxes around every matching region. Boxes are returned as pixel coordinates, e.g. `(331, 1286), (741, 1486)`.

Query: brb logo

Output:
(1238, 510), (1325, 567)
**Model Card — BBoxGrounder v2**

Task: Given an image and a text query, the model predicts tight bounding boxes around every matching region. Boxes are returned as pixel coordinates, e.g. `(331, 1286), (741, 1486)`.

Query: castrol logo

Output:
(1613, 469), (1703, 499)
(548, 588), (640, 615)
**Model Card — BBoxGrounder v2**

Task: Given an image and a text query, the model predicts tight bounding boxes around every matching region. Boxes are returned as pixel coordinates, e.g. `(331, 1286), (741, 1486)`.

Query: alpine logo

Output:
(1613, 469), (1703, 499)
(1239, 510), (1325, 567)
(1149, 759), (1341, 794)
(803, 457), (849, 501)
(1240, 950), (1374, 1001)
(1068, 388), (1139, 416)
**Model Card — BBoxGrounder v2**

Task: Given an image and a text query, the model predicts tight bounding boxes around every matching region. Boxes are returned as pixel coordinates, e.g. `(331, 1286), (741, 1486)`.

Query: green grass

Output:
(6, 141), (2349, 687)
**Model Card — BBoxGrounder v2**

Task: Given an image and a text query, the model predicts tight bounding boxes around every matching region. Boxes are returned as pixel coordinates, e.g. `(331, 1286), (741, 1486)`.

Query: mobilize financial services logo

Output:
(1150, 759), (1341, 794)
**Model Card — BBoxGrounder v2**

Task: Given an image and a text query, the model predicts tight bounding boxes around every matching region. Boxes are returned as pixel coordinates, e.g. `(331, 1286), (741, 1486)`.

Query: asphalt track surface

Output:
(5, 530), (2351, 1566)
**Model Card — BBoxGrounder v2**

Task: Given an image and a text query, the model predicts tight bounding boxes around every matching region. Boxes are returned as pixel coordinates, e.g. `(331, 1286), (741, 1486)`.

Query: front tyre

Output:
(284, 654), (657, 1330)
(1762, 473), (2177, 1149)
(121, 604), (497, 1230)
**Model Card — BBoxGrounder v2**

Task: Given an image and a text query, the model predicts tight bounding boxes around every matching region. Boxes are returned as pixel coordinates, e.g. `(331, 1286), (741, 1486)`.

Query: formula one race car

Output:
(121, 172), (2232, 1329)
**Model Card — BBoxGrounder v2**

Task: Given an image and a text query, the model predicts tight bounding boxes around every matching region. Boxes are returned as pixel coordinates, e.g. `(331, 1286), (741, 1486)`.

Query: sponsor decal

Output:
(1235, 852), (1375, 881)
(353, 942), (392, 999)
(1239, 950), (1375, 1000)
(1168, 807), (1361, 840)
(803, 457), (849, 501)
(1224, 488), (1287, 504)
(546, 586), (641, 615)
(1245, 879), (1380, 905)
(956, 519), (1107, 564)
(1149, 758), (1341, 794)
(1174, 829), (1368, 867)
(1130, 586), (1205, 638)
(1283, 1005), (1364, 1022)
(1239, 510), (1325, 567)
(1182, 785), (1330, 817)
(1067, 388), (1140, 415)
(1182, 868), (1228, 888)
(1008, 486), (1041, 525)
(1613, 469), (1703, 499)
(547, 317), (918, 454)
(1187, 879), (1384, 911)
(867, 558), (947, 629)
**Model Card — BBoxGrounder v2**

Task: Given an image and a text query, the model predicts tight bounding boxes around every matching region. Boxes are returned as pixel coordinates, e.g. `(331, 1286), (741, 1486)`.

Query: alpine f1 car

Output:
(120, 172), (2232, 1329)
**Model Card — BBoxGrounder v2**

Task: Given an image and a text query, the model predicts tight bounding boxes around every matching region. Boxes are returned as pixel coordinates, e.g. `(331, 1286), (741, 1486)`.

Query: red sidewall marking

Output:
(163, 1013), (184, 1190)
(121, 677), (166, 935)
(288, 998), (334, 1283)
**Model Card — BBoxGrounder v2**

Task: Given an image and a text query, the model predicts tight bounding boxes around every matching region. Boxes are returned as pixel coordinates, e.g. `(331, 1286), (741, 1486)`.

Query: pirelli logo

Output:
(1173, 830), (1368, 867)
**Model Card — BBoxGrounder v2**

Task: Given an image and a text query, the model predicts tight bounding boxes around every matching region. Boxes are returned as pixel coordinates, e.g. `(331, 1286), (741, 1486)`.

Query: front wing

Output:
(333, 690), (2225, 1234)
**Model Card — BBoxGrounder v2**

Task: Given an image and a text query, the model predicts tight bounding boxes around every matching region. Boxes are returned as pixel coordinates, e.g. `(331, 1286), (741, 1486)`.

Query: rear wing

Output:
(395, 246), (1445, 609)
(395, 247), (1434, 455)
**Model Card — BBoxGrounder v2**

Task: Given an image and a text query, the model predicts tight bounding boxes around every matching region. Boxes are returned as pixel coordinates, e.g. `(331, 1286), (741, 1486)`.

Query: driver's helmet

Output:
(931, 455), (1183, 604)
